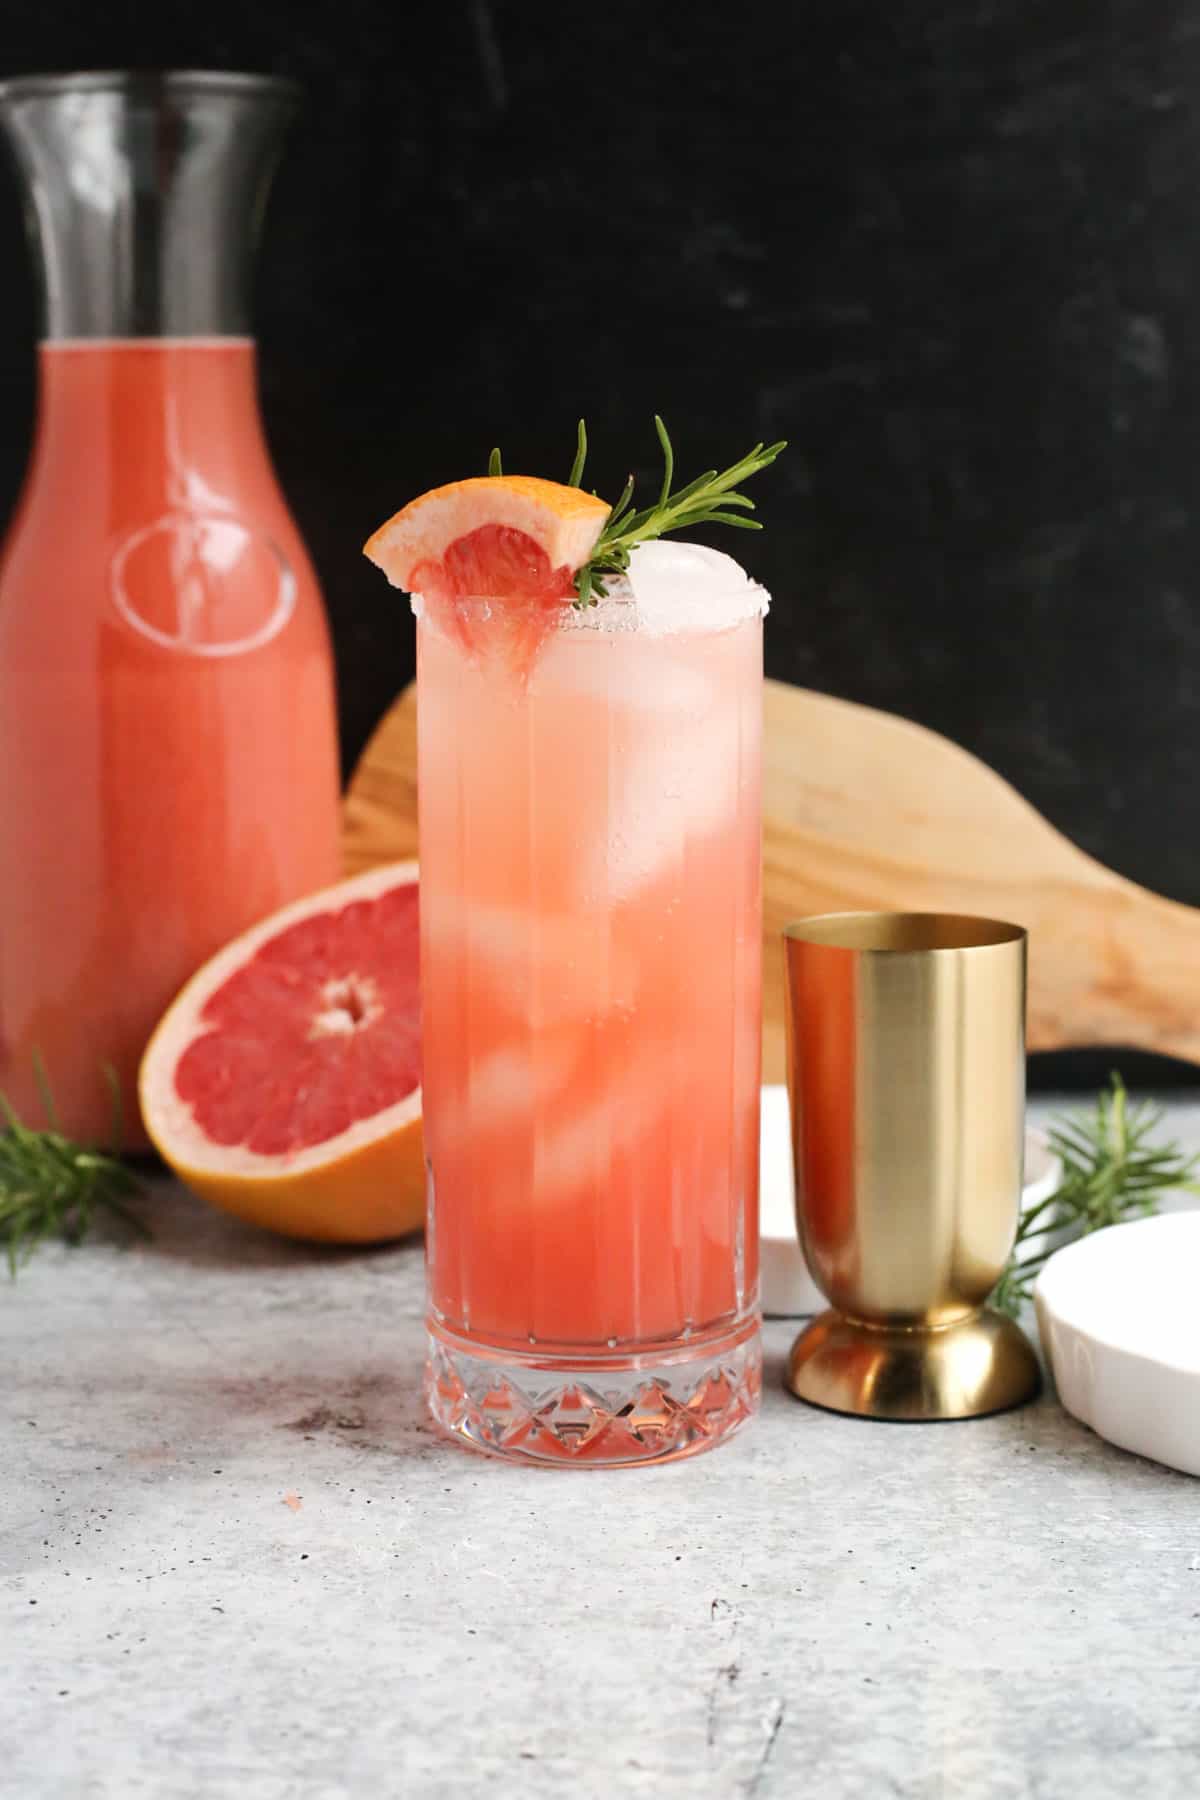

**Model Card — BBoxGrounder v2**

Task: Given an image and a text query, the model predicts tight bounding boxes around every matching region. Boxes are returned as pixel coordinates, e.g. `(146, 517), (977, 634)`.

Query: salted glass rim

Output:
(411, 586), (768, 635)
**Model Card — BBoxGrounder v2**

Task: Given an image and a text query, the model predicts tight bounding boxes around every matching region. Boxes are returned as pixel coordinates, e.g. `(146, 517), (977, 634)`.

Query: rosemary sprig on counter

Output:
(992, 1075), (1200, 1317)
(1, 1072), (145, 1275)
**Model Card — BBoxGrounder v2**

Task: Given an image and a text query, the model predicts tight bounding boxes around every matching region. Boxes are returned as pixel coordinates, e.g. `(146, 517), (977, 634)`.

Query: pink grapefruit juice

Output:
(418, 596), (762, 1353)
(0, 341), (341, 1144)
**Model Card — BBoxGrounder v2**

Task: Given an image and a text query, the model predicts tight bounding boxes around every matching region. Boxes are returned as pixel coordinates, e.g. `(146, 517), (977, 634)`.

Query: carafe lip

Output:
(36, 335), (257, 350)
(0, 69), (300, 105)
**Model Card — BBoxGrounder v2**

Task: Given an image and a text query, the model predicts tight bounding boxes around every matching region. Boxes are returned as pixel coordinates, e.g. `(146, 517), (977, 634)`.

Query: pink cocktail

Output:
(420, 543), (764, 1464)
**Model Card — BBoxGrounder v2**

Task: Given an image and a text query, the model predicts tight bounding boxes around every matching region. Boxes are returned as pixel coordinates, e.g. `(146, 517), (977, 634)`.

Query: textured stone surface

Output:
(4, 1097), (1200, 1799)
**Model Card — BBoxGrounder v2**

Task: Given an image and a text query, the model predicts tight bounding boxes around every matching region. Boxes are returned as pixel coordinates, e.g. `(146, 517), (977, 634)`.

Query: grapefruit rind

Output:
(139, 861), (424, 1245)
(363, 475), (610, 593)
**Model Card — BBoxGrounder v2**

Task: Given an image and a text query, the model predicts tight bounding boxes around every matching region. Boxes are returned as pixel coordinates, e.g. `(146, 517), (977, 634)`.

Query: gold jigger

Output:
(783, 913), (1042, 1421)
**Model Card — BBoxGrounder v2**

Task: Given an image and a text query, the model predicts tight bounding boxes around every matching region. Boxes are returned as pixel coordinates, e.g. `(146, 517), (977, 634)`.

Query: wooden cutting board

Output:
(343, 679), (1200, 1081)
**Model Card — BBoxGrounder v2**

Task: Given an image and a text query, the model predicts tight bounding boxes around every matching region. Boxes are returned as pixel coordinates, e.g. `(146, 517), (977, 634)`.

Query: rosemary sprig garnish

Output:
(0, 1069), (146, 1275)
(992, 1075), (1200, 1317)
(485, 417), (786, 607)
(573, 416), (786, 606)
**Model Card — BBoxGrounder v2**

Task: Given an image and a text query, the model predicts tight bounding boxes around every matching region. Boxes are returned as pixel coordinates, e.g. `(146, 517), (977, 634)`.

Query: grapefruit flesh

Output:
(140, 863), (424, 1244)
(363, 474), (610, 670)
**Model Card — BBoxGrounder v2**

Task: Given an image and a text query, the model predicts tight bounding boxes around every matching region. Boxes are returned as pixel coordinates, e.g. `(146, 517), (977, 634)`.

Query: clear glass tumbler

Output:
(419, 581), (764, 1464)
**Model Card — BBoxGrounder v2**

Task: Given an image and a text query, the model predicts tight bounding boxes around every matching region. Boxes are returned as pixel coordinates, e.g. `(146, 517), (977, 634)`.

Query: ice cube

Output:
(626, 541), (768, 635)
(467, 1046), (556, 1117)
(536, 613), (718, 717)
(597, 701), (745, 896)
(533, 1063), (667, 1195)
(422, 899), (640, 1024)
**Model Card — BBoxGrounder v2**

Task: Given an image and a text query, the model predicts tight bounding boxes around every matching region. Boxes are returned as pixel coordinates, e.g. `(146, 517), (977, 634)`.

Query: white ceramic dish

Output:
(759, 1083), (1061, 1318)
(1036, 1211), (1200, 1479)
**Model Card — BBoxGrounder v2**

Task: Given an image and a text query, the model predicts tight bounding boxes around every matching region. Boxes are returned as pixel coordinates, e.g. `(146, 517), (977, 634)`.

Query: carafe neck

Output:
(0, 71), (297, 340)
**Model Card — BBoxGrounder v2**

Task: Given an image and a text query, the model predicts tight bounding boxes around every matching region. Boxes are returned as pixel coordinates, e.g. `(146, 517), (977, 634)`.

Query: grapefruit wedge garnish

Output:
(363, 474), (610, 669)
(139, 863), (423, 1244)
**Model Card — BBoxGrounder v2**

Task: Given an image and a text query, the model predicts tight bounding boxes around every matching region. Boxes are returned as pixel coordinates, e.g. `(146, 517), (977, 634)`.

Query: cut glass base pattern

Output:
(426, 1317), (761, 1466)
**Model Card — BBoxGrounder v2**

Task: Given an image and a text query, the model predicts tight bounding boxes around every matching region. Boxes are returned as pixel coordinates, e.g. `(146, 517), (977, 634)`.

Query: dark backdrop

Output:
(2, 3), (1198, 1085)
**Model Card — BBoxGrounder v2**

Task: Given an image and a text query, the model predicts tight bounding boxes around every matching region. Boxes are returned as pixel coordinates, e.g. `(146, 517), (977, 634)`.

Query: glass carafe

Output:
(0, 72), (341, 1145)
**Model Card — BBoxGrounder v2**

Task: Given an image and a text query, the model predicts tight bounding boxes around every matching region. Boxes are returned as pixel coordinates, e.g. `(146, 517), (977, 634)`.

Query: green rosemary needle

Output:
(992, 1075), (1200, 1318)
(0, 1076), (146, 1276)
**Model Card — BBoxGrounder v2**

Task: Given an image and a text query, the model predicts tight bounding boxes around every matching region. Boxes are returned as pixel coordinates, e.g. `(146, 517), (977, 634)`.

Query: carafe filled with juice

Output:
(0, 71), (341, 1144)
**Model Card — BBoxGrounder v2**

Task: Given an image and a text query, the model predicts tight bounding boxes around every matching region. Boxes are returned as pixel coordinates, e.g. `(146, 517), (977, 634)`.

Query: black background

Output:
(2, 3), (1198, 1084)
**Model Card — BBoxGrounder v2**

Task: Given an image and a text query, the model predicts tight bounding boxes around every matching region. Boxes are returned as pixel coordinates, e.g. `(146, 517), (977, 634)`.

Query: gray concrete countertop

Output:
(5, 1097), (1200, 1800)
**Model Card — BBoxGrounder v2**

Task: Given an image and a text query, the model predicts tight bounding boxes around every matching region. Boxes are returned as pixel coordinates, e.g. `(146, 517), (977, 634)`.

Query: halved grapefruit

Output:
(139, 863), (423, 1244)
(364, 473), (610, 669)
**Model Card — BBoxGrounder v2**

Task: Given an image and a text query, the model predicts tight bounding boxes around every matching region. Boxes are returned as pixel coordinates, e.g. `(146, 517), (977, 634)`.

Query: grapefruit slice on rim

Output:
(364, 474), (610, 668)
(139, 862), (423, 1245)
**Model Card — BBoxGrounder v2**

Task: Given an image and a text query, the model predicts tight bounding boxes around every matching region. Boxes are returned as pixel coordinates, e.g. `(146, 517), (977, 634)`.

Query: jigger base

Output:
(786, 1307), (1042, 1421)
